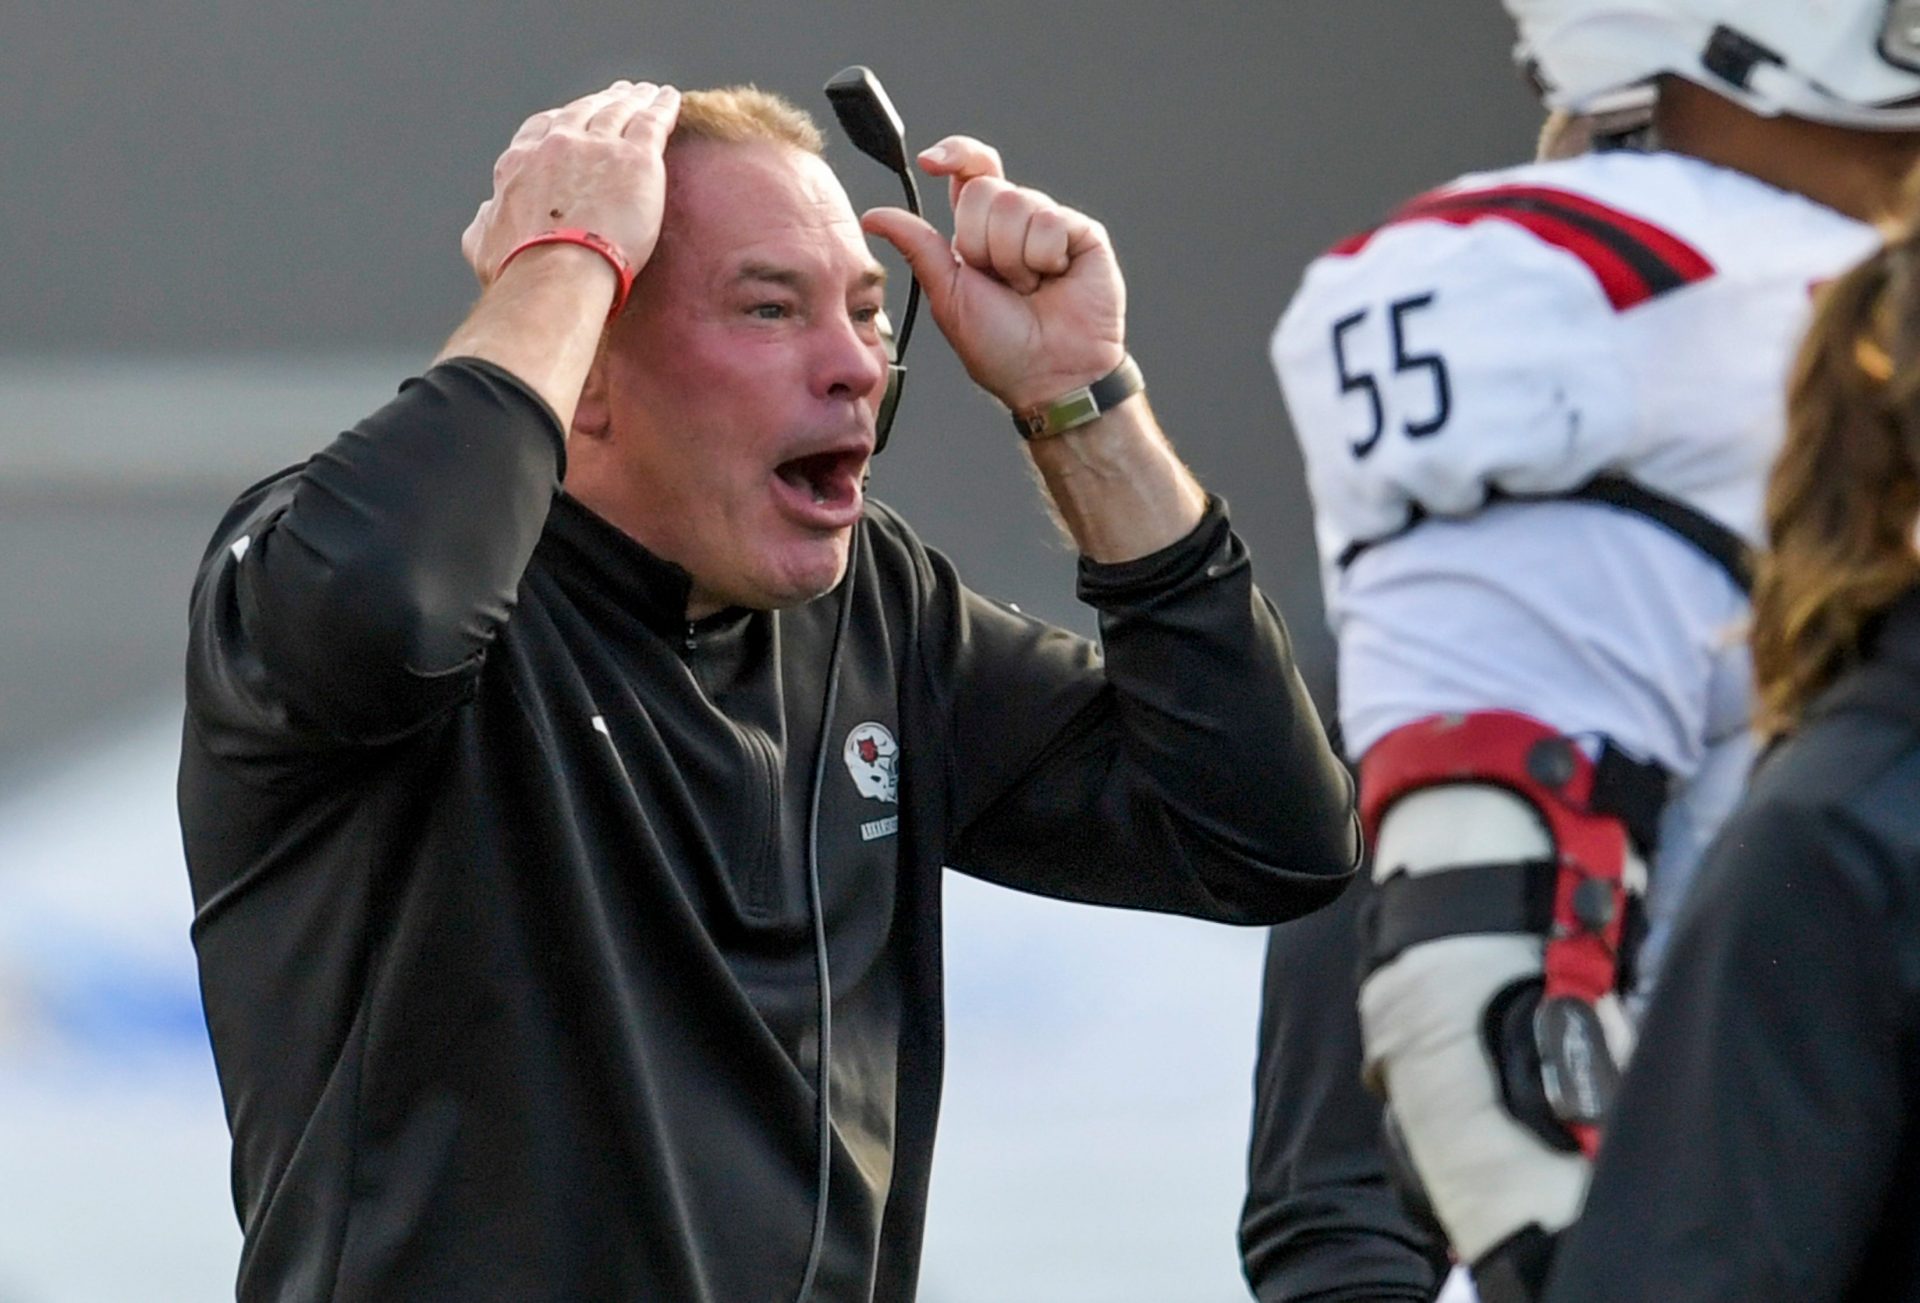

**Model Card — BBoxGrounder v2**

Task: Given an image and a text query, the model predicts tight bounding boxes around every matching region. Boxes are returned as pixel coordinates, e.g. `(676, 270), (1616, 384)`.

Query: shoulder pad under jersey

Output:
(1275, 175), (1717, 564)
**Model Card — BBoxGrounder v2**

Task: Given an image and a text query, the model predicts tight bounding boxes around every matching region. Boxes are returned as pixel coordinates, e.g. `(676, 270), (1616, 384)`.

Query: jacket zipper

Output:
(682, 619), (784, 920)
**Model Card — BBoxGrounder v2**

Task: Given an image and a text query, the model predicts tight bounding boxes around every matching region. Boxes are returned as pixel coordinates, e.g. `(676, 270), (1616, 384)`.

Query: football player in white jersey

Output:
(1246, 3), (1920, 1301)
(1239, 105), (1649, 1303)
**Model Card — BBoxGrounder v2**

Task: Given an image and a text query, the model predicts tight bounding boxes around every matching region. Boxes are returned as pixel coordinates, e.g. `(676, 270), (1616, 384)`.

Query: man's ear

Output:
(571, 339), (614, 442)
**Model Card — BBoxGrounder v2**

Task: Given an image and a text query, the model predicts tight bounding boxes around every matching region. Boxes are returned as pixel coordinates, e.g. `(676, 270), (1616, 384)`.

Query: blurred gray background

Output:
(0, 3), (1537, 1299)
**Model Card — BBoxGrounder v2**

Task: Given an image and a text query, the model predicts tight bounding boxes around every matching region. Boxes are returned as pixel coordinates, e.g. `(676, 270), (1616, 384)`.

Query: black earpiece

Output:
(824, 65), (922, 454)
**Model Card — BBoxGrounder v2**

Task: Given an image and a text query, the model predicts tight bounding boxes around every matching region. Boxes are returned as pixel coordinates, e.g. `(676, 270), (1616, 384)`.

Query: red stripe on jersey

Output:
(1430, 185), (1715, 282)
(1397, 202), (1657, 310)
(1330, 183), (1715, 312)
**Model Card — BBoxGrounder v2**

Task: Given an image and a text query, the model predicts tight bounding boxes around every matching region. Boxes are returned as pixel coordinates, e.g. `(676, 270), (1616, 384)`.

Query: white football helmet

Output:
(1508, 0), (1920, 129)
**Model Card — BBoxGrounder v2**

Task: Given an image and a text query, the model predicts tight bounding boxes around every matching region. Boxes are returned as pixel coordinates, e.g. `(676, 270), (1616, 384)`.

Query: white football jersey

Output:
(1275, 150), (1878, 949)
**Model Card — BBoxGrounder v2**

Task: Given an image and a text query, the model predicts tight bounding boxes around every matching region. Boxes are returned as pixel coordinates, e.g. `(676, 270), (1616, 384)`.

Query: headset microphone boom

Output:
(824, 65), (922, 453)
(787, 65), (924, 1303)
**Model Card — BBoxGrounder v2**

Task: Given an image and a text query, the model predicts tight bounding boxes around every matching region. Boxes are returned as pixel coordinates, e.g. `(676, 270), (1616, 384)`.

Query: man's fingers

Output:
(950, 174), (1014, 278)
(918, 135), (1005, 212)
(918, 135), (1004, 180)
(619, 84), (681, 145)
(509, 110), (558, 148)
(551, 80), (635, 132)
(584, 81), (676, 136)
(1025, 205), (1073, 280)
(984, 189), (1044, 294)
(583, 80), (651, 135)
(493, 145), (525, 189)
(913, 136), (1081, 294)
(954, 179), (1078, 292)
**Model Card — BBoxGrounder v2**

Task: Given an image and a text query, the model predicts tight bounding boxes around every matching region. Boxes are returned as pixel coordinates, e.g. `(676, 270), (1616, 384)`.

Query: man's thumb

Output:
(861, 207), (953, 297)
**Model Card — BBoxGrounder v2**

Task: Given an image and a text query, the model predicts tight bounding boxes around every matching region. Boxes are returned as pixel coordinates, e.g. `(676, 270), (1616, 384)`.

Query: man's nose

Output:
(816, 315), (889, 405)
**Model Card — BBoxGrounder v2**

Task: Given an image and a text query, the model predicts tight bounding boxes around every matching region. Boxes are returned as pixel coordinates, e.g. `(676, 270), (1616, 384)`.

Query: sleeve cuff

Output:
(1076, 494), (1233, 605)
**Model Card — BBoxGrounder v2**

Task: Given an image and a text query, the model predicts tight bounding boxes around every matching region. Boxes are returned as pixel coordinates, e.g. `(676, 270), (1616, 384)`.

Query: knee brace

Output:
(1354, 712), (1661, 1269)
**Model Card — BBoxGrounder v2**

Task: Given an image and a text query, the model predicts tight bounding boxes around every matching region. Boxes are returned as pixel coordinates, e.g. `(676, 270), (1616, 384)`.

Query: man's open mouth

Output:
(775, 449), (866, 513)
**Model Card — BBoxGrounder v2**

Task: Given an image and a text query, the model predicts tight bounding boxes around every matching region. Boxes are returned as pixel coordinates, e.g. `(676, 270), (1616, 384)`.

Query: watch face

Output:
(1885, 0), (1920, 73)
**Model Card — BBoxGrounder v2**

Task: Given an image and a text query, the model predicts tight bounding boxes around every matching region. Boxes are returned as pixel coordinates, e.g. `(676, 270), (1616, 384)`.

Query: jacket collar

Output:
(541, 491), (708, 637)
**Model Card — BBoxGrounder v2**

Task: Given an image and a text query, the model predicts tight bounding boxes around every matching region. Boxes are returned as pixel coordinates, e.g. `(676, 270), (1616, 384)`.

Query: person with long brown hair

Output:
(1545, 205), (1920, 1303)
(1751, 236), (1920, 742)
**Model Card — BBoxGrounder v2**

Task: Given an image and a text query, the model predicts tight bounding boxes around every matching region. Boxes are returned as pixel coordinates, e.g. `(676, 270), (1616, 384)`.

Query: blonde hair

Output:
(1751, 221), (1920, 739)
(670, 85), (823, 155)
(607, 86), (829, 320)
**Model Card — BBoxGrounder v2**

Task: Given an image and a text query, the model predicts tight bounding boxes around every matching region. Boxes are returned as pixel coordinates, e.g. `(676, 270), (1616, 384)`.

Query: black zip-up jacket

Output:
(178, 359), (1358, 1302)
(1544, 583), (1920, 1303)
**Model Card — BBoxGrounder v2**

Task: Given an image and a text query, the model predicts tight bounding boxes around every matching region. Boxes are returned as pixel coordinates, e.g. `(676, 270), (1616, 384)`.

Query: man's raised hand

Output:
(461, 81), (681, 288)
(861, 135), (1127, 414)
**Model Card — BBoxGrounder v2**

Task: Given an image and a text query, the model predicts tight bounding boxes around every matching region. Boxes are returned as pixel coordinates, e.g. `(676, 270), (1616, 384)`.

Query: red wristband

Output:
(495, 228), (637, 319)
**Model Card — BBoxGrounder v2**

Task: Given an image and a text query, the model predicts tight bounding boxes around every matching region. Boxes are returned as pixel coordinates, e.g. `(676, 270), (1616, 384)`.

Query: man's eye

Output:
(749, 303), (789, 320)
(852, 305), (880, 325)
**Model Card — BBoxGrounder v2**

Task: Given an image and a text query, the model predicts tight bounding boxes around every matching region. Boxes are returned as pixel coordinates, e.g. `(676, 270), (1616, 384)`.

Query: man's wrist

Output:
(493, 231), (632, 318)
(435, 241), (621, 433)
(1022, 394), (1208, 563)
(1011, 355), (1146, 441)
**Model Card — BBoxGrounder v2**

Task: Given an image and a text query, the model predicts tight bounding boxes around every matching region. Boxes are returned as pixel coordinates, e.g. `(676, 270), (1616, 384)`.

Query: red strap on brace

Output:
(1359, 711), (1631, 1157)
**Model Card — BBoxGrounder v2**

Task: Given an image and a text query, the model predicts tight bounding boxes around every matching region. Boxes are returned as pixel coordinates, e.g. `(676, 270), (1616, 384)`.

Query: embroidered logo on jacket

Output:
(843, 722), (900, 807)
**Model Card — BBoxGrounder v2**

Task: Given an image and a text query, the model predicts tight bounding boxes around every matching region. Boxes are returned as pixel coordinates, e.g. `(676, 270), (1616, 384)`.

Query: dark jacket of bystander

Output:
(1546, 583), (1920, 1303)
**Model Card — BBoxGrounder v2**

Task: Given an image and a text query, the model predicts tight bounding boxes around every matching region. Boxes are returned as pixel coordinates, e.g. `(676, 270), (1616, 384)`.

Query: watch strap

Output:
(1012, 355), (1145, 440)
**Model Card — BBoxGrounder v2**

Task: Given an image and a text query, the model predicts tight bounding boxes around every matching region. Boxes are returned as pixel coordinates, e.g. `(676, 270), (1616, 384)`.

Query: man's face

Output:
(587, 139), (891, 616)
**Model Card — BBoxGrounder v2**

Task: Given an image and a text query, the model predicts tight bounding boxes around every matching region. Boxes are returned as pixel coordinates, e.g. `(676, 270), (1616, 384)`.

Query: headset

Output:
(792, 64), (922, 1302)
(824, 65), (924, 455)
